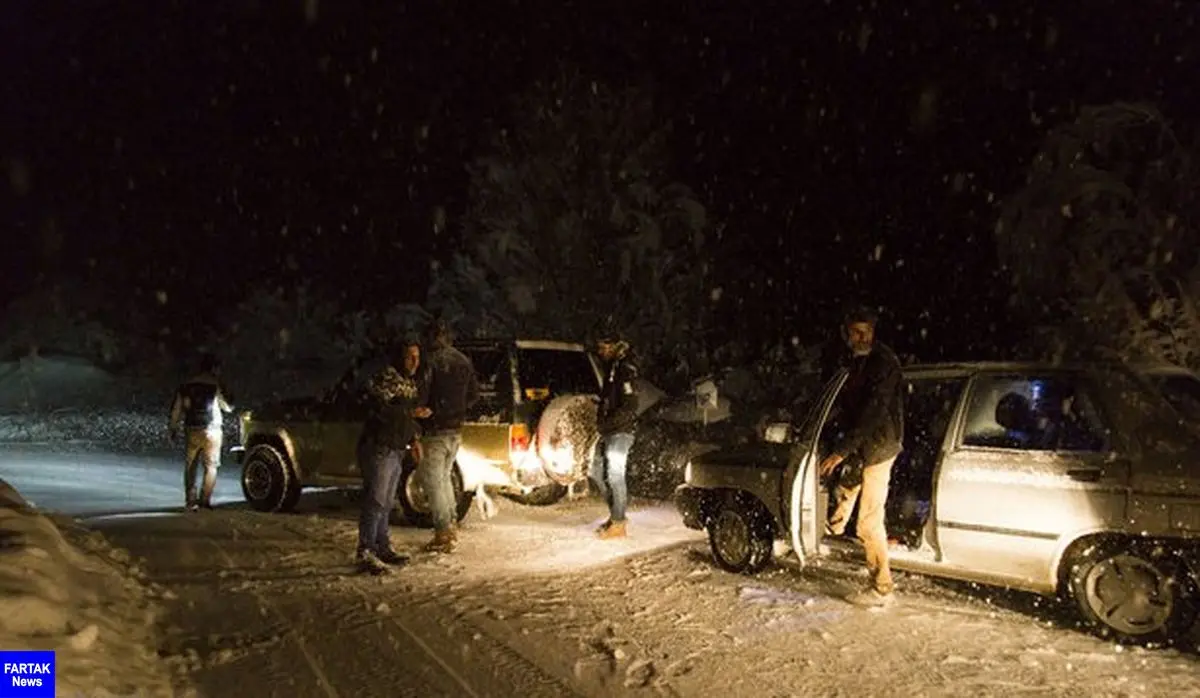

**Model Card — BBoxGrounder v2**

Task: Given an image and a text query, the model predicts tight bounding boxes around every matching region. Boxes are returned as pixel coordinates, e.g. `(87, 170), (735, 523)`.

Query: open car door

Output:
(786, 370), (848, 566)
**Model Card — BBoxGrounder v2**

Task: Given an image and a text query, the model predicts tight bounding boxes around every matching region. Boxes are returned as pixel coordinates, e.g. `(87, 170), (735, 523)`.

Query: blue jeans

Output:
(591, 432), (634, 522)
(420, 432), (462, 532)
(358, 442), (404, 555)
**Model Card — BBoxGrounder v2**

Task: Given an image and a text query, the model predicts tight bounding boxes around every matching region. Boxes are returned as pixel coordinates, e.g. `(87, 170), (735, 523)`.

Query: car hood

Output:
(251, 396), (325, 422)
(691, 441), (795, 471)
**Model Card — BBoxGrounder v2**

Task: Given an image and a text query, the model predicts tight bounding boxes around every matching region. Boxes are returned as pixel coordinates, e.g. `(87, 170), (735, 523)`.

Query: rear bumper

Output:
(675, 485), (710, 531)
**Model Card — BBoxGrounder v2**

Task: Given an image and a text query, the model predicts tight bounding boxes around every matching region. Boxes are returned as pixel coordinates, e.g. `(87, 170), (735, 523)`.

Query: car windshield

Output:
(1094, 366), (1200, 456)
(516, 348), (599, 398)
(459, 347), (507, 393)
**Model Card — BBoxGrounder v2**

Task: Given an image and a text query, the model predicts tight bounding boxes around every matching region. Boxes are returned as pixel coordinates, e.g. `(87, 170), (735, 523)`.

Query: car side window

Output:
(960, 375), (1109, 452)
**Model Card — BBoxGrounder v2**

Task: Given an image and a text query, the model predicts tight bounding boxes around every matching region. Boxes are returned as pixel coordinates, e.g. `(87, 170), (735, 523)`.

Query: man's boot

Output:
(423, 528), (456, 553)
(596, 520), (627, 539)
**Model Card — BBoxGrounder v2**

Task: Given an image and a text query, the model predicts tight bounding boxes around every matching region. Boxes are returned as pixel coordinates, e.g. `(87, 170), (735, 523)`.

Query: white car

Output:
(676, 362), (1200, 645)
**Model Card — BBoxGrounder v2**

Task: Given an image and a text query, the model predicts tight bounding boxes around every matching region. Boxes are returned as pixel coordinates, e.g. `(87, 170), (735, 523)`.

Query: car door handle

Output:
(1066, 468), (1102, 483)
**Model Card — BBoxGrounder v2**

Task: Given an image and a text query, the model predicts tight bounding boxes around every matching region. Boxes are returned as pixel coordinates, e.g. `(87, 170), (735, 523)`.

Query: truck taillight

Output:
(509, 423), (531, 454)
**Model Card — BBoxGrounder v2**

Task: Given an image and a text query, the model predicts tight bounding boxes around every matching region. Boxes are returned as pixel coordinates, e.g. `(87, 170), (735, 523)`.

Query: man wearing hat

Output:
(818, 304), (905, 606)
(592, 323), (642, 539)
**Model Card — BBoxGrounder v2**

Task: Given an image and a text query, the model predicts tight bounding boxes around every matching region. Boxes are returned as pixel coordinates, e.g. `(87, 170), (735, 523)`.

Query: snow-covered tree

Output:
(218, 285), (370, 402)
(996, 102), (1200, 366)
(0, 281), (138, 365)
(429, 66), (714, 372)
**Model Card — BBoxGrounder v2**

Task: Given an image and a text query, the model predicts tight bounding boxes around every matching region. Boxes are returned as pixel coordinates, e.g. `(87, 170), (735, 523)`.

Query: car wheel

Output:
(1069, 542), (1198, 645)
(509, 483), (569, 507)
(707, 493), (774, 574)
(395, 458), (475, 528)
(241, 444), (301, 513)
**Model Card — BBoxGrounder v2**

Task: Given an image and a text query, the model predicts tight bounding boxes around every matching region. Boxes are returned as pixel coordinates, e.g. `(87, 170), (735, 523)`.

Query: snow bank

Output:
(0, 478), (181, 696)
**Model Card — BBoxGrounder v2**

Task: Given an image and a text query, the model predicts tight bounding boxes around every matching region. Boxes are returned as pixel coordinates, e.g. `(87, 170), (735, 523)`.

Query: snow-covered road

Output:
(0, 443), (244, 517)
(4, 444), (1200, 696)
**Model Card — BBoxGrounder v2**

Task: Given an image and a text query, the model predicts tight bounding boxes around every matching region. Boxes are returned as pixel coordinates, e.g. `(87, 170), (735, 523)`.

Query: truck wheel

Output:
(1068, 541), (1198, 646)
(241, 444), (301, 513)
(707, 493), (774, 574)
(395, 459), (475, 527)
(509, 483), (569, 507)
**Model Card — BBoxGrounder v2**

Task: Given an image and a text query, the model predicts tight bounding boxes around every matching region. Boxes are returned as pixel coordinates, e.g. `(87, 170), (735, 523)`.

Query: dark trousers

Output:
(357, 439), (404, 555)
(590, 432), (635, 522)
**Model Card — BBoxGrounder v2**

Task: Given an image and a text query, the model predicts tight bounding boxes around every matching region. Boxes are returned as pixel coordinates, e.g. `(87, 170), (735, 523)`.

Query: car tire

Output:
(707, 492), (774, 574)
(1068, 541), (1198, 646)
(241, 444), (301, 513)
(509, 483), (569, 507)
(395, 458), (475, 528)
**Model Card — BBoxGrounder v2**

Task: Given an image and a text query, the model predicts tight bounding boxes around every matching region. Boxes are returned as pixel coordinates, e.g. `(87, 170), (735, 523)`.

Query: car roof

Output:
(456, 338), (587, 352)
(901, 361), (1137, 380)
(1135, 362), (1196, 378)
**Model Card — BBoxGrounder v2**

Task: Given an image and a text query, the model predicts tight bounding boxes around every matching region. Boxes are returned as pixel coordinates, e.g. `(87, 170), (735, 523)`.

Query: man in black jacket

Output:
(418, 319), (479, 553)
(592, 330), (641, 540)
(817, 305), (905, 606)
(168, 353), (234, 512)
(355, 338), (427, 574)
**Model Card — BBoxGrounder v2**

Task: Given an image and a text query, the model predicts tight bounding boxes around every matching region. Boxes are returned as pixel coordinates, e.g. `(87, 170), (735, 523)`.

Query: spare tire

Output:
(535, 394), (600, 486)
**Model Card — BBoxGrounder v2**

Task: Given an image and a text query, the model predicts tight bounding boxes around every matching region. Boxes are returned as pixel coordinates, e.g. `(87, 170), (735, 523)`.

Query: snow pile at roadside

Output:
(0, 478), (182, 696)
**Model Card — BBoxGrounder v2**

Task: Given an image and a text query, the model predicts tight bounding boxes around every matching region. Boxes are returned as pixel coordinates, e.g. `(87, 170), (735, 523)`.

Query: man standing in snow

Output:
(818, 305), (905, 606)
(418, 319), (479, 553)
(591, 327), (641, 540)
(168, 353), (234, 512)
(355, 338), (427, 574)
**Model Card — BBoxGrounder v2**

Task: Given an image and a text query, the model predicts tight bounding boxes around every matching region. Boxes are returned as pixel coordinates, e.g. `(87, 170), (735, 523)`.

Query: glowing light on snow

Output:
(536, 440), (576, 479)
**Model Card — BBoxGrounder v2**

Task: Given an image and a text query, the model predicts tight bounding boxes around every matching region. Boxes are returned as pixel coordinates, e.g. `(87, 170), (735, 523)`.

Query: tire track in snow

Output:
(222, 511), (582, 697)
(202, 525), (341, 698)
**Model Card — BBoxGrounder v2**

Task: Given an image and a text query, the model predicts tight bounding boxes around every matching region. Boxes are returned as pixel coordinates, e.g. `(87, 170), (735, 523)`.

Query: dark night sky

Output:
(3, 0), (1197, 360)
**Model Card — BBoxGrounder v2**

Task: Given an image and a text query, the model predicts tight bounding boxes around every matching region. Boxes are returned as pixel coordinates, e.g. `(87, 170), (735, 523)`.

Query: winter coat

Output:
(360, 364), (422, 451)
(828, 342), (904, 467)
(598, 351), (641, 436)
(422, 344), (480, 433)
(169, 373), (233, 433)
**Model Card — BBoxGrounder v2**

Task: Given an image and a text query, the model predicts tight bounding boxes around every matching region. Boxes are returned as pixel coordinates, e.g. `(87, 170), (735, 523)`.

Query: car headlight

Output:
(684, 460), (692, 483)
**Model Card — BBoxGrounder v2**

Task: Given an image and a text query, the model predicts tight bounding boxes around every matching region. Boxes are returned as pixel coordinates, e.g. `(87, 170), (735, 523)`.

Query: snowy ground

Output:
(4, 443), (1200, 697)
(96, 486), (1200, 697)
(0, 476), (177, 697)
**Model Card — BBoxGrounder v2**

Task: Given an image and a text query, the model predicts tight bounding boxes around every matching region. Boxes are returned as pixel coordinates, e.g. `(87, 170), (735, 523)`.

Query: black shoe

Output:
(186, 502), (199, 513)
(377, 549), (409, 566)
(356, 550), (392, 575)
(200, 502), (214, 511)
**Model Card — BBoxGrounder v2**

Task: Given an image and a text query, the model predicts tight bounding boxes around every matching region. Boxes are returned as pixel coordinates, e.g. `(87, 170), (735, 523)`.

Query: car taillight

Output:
(509, 423), (531, 454)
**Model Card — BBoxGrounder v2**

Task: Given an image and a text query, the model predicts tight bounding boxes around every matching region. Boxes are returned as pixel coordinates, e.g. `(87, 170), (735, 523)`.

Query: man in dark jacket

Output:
(355, 338), (427, 574)
(592, 331), (641, 540)
(168, 353), (234, 512)
(418, 319), (479, 553)
(817, 305), (905, 606)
